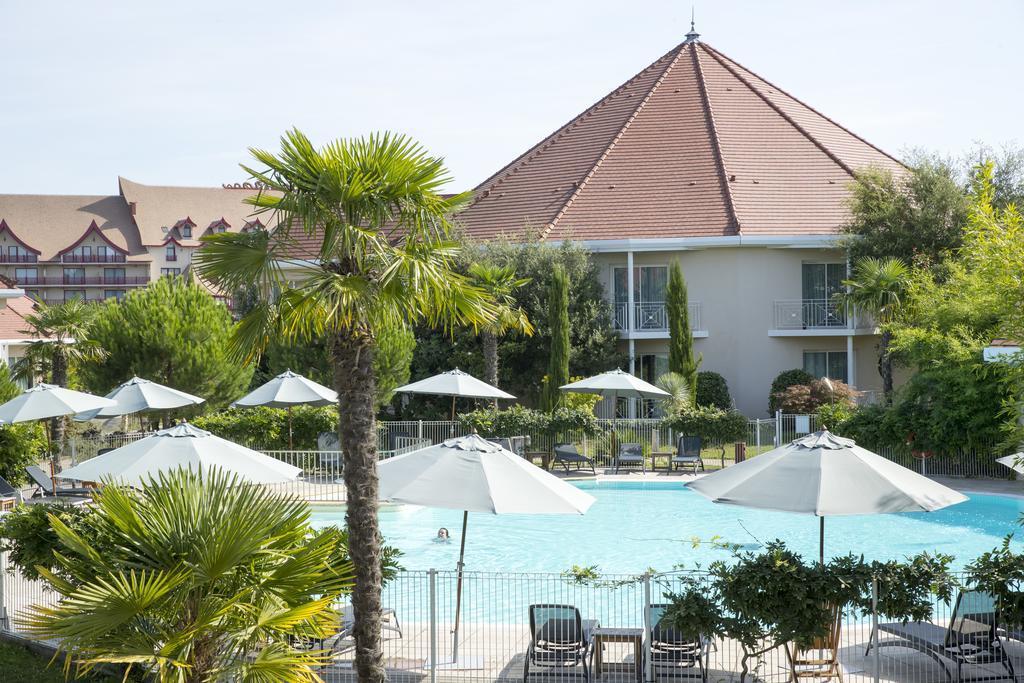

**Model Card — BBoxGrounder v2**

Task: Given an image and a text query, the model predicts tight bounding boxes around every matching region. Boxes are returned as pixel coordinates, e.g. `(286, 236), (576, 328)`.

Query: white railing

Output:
(0, 561), (1003, 683)
(612, 301), (703, 332)
(773, 298), (848, 329)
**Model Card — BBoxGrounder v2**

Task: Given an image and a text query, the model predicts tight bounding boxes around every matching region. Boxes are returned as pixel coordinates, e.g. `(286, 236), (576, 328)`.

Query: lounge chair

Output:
(614, 443), (646, 474)
(670, 436), (704, 474)
(786, 604), (842, 683)
(524, 604), (597, 682)
(326, 605), (402, 657)
(26, 465), (93, 498)
(552, 443), (596, 474)
(317, 432), (342, 476)
(864, 590), (1014, 683)
(0, 474), (20, 510)
(650, 603), (709, 682)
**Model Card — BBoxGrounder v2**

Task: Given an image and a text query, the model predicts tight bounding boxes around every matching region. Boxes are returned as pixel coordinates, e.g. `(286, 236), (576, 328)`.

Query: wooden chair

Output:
(787, 604), (843, 683)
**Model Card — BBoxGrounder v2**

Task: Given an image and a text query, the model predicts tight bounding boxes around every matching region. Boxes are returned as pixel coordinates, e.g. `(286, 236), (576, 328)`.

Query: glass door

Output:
(801, 263), (846, 327)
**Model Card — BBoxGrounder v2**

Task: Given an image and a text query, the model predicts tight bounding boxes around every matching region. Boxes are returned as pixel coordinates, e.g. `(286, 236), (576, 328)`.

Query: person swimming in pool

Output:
(434, 527), (450, 543)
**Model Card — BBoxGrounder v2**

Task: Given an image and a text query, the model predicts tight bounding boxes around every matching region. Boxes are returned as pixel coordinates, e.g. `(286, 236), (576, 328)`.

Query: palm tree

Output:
(837, 257), (910, 399)
(194, 129), (495, 683)
(23, 467), (354, 682)
(467, 262), (532, 389)
(18, 299), (105, 472)
(656, 371), (692, 418)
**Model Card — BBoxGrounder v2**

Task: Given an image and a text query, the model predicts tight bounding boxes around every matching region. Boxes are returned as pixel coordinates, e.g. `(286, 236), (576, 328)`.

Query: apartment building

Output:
(456, 28), (905, 415)
(0, 178), (269, 306)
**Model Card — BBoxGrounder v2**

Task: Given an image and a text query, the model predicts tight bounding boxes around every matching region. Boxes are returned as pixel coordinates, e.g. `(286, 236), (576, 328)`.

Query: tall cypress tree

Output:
(666, 261), (701, 401)
(542, 264), (571, 411)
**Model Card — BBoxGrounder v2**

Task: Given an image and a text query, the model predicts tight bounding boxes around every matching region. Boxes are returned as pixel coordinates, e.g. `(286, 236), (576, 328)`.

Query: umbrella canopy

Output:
(687, 429), (967, 562)
(395, 368), (516, 401)
(378, 434), (594, 665)
(559, 368), (670, 400)
(232, 369), (337, 409)
(997, 453), (1024, 474)
(0, 384), (116, 424)
(74, 376), (205, 421)
(56, 422), (302, 487)
(378, 433), (594, 514)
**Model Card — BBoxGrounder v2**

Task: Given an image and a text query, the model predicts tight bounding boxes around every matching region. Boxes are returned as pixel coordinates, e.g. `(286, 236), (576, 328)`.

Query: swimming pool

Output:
(309, 481), (1024, 574)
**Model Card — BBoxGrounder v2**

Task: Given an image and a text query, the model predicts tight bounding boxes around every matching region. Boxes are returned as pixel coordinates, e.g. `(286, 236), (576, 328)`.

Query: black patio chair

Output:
(649, 603), (709, 682)
(524, 603), (597, 682)
(552, 443), (596, 474)
(670, 436), (704, 474)
(614, 443), (646, 474)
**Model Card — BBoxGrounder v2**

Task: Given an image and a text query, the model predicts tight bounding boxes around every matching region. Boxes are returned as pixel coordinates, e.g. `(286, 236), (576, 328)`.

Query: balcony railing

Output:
(60, 253), (127, 263)
(612, 301), (702, 332)
(0, 254), (38, 263)
(13, 276), (149, 287)
(773, 299), (848, 329)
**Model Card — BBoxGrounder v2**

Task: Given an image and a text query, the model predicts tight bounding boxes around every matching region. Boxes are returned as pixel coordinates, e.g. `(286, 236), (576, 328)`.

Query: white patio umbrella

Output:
(232, 370), (337, 449)
(73, 376), (205, 422)
(378, 434), (594, 666)
(687, 429), (968, 563)
(0, 383), (115, 424)
(560, 368), (669, 451)
(56, 422), (301, 487)
(996, 453), (1024, 474)
(394, 368), (515, 420)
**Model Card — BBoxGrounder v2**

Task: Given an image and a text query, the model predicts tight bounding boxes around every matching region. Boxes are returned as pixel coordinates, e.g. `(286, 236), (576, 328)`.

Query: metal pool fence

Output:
(2, 562), (1018, 683)
(68, 415), (1009, 488)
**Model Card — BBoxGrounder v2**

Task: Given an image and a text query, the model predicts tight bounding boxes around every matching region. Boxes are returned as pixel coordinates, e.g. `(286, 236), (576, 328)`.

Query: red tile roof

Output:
(0, 294), (38, 341)
(457, 38), (904, 242)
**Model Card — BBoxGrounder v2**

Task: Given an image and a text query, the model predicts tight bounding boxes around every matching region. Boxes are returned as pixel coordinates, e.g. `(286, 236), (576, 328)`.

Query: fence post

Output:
(756, 420), (762, 452)
(871, 576), (880, 683)
(774, 410), (782, 446)
(429, 568), (437, 683)
(643, 573), (654, 683)
(0, 550), (7, 633)
(418, 420), (424, 441)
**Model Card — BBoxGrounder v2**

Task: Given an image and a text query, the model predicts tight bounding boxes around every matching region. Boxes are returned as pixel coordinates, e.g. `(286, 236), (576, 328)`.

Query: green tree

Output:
(194, 129), (494, 683)
(80, 277), (253, 413)
(655, 371), (691, 418)
(695, 371), (731, 410)
(843, 156), (968, 267)
(837, 257), (911, 399)
(666, 262), (700, 398)
(468, 262), (533, 388)
(21, 468), (354, 683)
(541, 265), (570, 411)
(0, 363), (46, 485)
(18, 300), (105, 472)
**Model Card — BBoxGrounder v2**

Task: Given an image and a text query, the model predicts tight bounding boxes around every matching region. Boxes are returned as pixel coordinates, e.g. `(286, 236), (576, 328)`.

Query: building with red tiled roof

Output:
(458, 28), (903, 415)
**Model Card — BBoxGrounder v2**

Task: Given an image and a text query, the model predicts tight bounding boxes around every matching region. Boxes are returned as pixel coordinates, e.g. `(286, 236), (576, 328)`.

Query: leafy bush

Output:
(816, 401), (857, 432)
(0, 364), (46, 485)
(695, 371), (731, 410)
(768, 369), (815, 414)
(663, 405), (748, 458)
(191, 405), (337, 450)
(0, 501), (99, 582)
(458, 404), (600, 440)
(773, 379), (858, 414)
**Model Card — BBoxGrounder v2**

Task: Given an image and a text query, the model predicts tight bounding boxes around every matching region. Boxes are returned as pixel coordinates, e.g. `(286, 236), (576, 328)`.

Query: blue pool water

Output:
(310, 481), (1024, 574)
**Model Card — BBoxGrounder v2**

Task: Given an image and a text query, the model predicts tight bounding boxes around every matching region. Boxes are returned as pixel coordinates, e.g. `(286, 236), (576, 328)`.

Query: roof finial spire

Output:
(685, 6), (700, 43)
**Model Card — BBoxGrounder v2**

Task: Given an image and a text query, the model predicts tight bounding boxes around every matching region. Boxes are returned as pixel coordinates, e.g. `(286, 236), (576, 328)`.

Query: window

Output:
(14, 267), (38, 285)
(104, 268), (125, 284)
(104, 290), (126, 301)
(160, 268), (181, 277)
(165, 244), (177, 261)
(182, 225), (192, 238)
(612, 265), (669, 330)
(801, 263), (847, 328)
(803, 351), (848, 384)
(637, 354), (670, 417)
(63, 290), (86, 301)
(6, 245), (35, 263)
(63, 268), (85, 285)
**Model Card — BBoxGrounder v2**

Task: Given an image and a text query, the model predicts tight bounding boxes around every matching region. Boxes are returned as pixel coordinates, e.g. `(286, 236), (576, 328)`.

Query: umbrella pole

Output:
(288, 406), (294, 450)
(452, 510), (468, 662)
(450, 396), (457, 435)
(819, 516), (825, 565)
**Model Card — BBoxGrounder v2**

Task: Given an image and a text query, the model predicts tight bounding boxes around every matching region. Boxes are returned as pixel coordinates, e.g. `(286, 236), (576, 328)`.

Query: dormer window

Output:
(182, 224), (192, 238)
(173, 217), (196, 239)
(208, 218), (231, 235)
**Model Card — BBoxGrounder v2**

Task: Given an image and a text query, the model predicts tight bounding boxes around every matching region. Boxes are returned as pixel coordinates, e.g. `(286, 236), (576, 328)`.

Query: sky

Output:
(1, 0), (1021, 196)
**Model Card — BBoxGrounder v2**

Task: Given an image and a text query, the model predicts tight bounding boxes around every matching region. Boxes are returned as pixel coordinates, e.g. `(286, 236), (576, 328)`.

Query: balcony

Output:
(0, 254), (38, 263)
(14, 276), (149, 287)
(773, 299), (847, 330)
(59, 253), (127, 264)
(612, 301), (704, 336)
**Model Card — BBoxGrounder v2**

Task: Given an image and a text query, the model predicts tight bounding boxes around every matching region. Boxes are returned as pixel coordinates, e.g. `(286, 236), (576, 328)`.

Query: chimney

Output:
(129, 201), (136, 216)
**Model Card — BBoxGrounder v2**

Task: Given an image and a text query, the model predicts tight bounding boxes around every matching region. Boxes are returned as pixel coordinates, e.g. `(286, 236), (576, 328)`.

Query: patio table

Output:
(592, 626), (644, 682)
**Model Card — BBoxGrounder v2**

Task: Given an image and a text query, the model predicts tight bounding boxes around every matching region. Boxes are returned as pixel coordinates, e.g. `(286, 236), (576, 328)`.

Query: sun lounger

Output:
(864, 590), (1014, 682)
(670, 436), (704, 474)
(26, 465), (93, 498)
(524, 604), (597, 682)
(650, 603), (709, 682)
(614, 443), (646, 474)
(0, 473), (20, 510)
(552, 443), (596, 474)
(327, 605), (402, 656)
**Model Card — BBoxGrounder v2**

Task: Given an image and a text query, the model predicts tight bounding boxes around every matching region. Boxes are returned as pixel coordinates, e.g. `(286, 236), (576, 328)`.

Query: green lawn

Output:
(0, 641), (119, 683)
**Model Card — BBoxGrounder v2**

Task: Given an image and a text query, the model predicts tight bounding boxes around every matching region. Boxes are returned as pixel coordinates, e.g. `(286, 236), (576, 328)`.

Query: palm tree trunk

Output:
(50, 350), (68, 474)
(333, 329), (385, 683)
(481, 331), (499, 388)
(879, 329), (894, 401)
